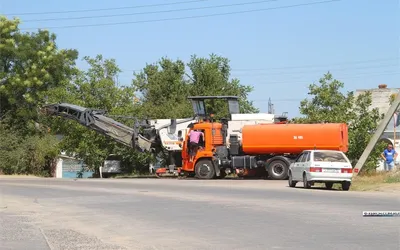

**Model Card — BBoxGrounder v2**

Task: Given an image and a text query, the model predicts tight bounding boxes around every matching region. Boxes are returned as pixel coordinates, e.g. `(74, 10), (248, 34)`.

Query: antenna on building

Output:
(268, 98), (275, 114)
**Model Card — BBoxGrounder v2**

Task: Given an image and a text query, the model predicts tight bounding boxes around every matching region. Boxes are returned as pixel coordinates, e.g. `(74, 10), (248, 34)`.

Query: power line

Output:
(21, 0), (340, 31)
(231, 63), (398, 77)
(24, 0), (281, 22)
(121, 57), (400, 74)
(231, 57), (399, 72)
(5, 0), (208, 16)
(254, 71), (400, 85)
(253, 98), (303, 102)
(116, 71), (399, 89)
(116, 71), (400, 88)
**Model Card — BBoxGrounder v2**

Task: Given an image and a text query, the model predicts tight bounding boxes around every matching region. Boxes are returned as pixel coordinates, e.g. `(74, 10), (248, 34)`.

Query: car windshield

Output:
(313, 151), (348, 162)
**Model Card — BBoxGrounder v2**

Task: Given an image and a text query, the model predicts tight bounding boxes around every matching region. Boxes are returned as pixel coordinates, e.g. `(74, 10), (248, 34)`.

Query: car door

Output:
(302, 151), (311, 174)
(297, 152), (307, 176)
(292, 153), (304, 180)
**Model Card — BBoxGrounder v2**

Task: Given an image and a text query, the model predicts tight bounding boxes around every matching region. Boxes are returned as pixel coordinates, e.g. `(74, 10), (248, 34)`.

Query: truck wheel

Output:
(195, 159), (216, 180)
(268, 160), (289, 180)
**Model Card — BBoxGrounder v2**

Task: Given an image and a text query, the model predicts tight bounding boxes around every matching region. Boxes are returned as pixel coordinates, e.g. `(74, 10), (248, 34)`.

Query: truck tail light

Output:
(341, 168), (352, 173)
(310, 167), (322, 172)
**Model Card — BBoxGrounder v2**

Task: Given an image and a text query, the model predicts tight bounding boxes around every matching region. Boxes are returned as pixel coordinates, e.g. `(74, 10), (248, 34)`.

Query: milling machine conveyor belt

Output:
(42, 103), (153, 152)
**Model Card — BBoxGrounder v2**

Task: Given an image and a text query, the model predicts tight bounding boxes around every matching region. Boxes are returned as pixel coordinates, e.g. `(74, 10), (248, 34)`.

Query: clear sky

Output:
(2, 0), (399, 117)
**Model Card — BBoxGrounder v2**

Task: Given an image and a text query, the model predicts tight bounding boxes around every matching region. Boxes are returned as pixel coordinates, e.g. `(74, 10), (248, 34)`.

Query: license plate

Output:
(322, 168), (340, 173)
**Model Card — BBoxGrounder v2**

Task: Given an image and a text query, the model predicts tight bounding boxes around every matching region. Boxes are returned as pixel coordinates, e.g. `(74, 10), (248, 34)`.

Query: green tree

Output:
(132, 54), (258, 120)
(132, 57), (189, 119)
(187, 54), (258, 116)
(294, 72), (384, 173)
(0, 16), (78, 133)
(0, 16), (78, 175)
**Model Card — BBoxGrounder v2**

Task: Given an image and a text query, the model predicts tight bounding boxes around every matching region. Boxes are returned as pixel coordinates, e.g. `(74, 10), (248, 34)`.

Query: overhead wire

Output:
(4, 0), (209, 16)
(20, 0), (341, 30)
(117, 60), (399, 90)
(232, 64), (399, 77)
(231, 58), (400, 72)
(121, 57), (398, 73)
(23, 0), (282, 22)
(253, 98), (303, 102)
(250, 71), (400, 85)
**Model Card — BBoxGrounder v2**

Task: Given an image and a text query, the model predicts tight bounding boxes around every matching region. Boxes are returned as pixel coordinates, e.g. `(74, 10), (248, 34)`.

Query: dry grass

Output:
(350, 170), (400, 192)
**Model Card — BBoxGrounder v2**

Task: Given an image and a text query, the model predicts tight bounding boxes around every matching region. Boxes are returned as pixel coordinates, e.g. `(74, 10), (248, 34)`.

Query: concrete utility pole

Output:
(268, 98), (274, 114)
(353, 92), (400, 175)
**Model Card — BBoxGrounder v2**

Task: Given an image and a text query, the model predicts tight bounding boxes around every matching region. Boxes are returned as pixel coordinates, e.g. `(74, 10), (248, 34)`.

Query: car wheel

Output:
(303, 173), (311, 189)
(288, 172), (297, 187)
(342, 181), (351, 191)
(325, 182), (333, 190)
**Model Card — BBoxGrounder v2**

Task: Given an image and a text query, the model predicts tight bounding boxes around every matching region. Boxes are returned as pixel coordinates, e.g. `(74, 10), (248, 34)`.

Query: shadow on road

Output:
(290, 186), (341, 191)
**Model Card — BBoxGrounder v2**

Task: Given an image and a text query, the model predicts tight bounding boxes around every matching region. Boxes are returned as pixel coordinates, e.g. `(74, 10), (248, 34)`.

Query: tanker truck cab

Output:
(181, 95), (293, 180)
(181, 121), (227, 179)
(288, 149), (353, 191)
(180, 95), (240, 179)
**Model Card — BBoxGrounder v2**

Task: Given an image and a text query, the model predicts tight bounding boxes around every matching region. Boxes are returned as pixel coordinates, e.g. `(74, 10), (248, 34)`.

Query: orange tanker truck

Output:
(178, 96), (349, 180)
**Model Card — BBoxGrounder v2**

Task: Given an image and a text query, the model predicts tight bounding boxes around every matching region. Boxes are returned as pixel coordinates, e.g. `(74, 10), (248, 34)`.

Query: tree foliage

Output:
(0, 124), (59, 175)
(0, 16), (78, 175)
(132, 53), (258, 120)
(293, 72), (384, 173)
(0, 16), (78, 133)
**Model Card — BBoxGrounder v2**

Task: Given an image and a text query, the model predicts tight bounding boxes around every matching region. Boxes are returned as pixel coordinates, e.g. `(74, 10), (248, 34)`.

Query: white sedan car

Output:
(288, 150), (353, 191)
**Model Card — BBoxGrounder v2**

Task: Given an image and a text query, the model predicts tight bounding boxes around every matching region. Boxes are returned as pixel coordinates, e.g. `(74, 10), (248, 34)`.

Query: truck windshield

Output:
(313, 151), (348, 162)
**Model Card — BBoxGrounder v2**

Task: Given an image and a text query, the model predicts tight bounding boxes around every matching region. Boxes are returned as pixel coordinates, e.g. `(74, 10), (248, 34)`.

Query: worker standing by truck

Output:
(381, 143), (398, 171)
(188, 129), (204, 162)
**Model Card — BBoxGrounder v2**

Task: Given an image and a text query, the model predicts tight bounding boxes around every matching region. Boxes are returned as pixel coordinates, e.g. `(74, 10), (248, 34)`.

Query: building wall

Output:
(55, 155), (94, 178)
(354, 87), (399, 115)
(355, 87), (400, 131)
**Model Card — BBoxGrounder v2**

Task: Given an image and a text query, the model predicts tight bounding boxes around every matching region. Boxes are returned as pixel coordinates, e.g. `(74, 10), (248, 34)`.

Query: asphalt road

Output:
(0, 177), (399, 250)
